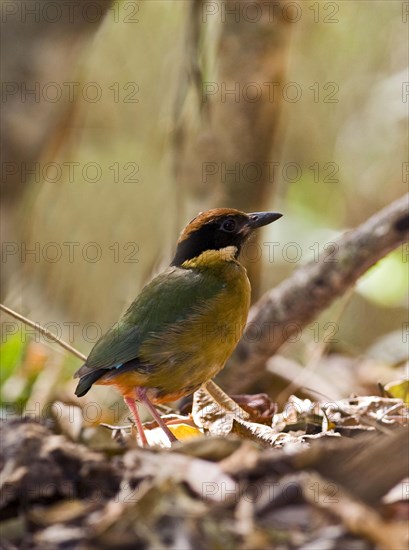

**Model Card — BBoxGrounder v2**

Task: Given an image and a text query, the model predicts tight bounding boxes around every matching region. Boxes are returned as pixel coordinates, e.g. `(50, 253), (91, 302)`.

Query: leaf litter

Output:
(1, 390), (408, 549)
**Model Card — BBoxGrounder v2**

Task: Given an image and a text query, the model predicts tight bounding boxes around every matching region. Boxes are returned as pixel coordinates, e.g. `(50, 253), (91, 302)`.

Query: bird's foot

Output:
(124, 397), (149, 447)
(136, 387), (178, 445)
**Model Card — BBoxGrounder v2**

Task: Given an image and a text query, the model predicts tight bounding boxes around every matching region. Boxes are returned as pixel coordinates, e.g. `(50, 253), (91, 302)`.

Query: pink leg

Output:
(136, 388), (177, 444)
(124, 396), (149, 447)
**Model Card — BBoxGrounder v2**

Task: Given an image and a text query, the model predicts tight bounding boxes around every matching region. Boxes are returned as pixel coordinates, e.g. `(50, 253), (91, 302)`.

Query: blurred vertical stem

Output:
(173, 0), (293, 300)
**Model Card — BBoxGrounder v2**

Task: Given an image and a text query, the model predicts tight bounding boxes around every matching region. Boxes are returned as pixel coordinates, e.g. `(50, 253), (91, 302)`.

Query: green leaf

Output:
(0, 329), (27, 386)
(356, 251), (408, 307)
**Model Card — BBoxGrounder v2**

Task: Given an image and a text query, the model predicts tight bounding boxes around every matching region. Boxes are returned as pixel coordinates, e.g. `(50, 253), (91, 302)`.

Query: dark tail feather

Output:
(75, 369), (106, 397)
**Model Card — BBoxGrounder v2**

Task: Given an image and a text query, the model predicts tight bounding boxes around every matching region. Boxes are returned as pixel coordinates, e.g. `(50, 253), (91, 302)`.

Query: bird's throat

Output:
(180, 246), (240, 270)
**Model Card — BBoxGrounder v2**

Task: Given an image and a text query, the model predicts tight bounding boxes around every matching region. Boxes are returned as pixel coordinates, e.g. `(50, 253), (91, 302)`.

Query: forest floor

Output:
(1, 390), (407, 550)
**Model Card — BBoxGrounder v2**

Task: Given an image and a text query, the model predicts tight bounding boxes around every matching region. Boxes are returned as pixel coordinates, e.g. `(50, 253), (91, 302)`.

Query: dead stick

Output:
(220, 193), (409, 393)
(0, 303), (86, 361)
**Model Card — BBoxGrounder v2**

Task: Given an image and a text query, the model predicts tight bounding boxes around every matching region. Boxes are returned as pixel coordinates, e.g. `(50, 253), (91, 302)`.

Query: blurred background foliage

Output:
(1, 0), (407, 425)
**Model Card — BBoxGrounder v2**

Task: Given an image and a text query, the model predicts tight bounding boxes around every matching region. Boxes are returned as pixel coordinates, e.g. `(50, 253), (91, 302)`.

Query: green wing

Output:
(79, 266), (225, 373)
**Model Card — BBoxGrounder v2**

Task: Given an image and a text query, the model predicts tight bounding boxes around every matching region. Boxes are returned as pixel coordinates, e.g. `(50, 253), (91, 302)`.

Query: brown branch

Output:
(218, 193), (409, 393)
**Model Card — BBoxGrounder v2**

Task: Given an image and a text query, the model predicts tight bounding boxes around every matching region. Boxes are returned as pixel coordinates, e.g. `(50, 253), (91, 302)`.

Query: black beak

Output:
(246, 211), (283, 230)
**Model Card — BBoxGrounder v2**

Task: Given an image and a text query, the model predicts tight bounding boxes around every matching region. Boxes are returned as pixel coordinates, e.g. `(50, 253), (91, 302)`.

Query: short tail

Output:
(75, 369), (106, 397)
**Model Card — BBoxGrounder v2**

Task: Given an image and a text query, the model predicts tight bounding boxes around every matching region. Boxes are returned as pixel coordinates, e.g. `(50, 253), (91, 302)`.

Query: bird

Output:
(74, 208), (282, 445)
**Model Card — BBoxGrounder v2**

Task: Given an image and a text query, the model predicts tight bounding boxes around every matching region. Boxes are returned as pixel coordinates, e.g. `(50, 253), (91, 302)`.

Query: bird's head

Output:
(171, 208), (282, 267)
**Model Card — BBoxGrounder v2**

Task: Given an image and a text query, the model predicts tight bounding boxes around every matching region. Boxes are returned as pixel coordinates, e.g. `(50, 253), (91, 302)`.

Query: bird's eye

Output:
(221, 218), (236, 232)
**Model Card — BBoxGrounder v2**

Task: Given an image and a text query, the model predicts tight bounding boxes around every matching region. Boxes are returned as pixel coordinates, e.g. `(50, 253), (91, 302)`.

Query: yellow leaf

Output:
(168, 423), (203, 440)
(383, 379), (409, 403)
(145, 423), (203, 448)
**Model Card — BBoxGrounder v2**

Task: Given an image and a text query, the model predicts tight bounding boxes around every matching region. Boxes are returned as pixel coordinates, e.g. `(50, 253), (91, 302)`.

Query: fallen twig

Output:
(0, 303), (86, 361)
